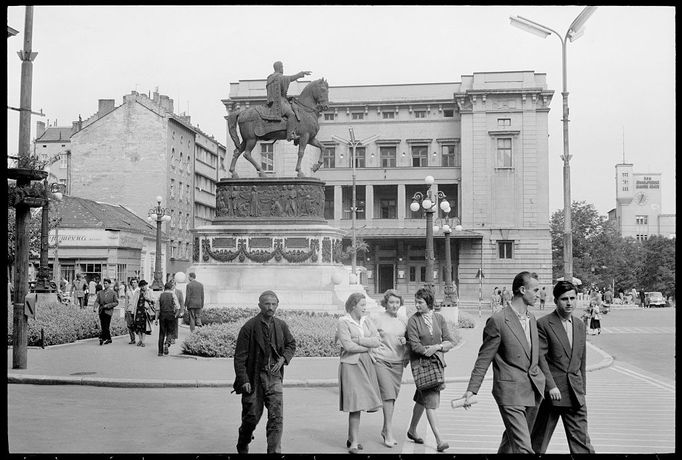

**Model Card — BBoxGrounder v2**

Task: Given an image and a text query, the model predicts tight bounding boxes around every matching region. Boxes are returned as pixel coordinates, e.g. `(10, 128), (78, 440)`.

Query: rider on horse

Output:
(265, 61), (311, 142)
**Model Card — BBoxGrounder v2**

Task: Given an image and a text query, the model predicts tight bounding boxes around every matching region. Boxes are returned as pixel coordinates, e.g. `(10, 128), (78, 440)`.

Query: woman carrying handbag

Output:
(406, 288), (455, 452)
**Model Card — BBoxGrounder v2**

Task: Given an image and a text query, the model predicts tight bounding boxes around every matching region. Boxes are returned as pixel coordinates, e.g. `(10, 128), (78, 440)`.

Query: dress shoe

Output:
(136, 342), (142, 347)
(163, 345), (169, 355)
(128, 340), (136, 344)
(346, 440), (363, 450)
(381, 433), (397, 447)
(139, 343), (145, 347)
(158, 352), (164, 357)
(437, 442), (450, 452)
(407, 431), (424, 444)
(104, 339), (112, 345)
(348, 447), (360, 455)
(236, 444), (248, 454)
(99, 339), (103, 346)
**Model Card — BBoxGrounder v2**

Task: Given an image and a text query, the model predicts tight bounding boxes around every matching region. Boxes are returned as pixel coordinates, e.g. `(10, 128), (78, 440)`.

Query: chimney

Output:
(71, 121), (79, 136)
(36, 120), (46, 138)
(98, 99), (116, 117)
(159, 95), (174, 114)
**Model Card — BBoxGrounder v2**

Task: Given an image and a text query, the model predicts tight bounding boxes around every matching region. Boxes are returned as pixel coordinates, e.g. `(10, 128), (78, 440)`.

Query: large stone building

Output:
(609, 163), (676, 240)
(66, 90), (225, 276)
(222, 71), (554, 304)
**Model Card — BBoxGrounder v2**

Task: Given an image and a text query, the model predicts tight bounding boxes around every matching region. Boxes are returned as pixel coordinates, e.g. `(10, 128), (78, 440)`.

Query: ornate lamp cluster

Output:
(147, 196), (171, 291)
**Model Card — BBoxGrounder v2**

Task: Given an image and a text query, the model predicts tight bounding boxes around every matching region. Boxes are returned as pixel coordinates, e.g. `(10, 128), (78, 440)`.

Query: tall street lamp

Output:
(34, 178), (63, 293)
(331, 129), (378, 279)
(50, 183), (66, 287)
(147, 196), (171, 291)
(510, 6), (597, 282)
(434, 211), (461, 309)
(410, 175), (449, 295)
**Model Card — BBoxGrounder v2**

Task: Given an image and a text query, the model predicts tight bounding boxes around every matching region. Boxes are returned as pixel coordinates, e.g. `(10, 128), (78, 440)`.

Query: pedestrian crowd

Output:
(229, 270), (595, 454)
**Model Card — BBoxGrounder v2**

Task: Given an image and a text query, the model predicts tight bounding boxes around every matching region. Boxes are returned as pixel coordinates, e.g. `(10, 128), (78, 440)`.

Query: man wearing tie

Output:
(531, 281), (595, 453)
(462, 271), (545, 453)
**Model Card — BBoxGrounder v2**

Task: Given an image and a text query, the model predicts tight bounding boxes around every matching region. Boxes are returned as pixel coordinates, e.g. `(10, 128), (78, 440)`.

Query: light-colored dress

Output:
(336, 314), (382, 413)
(370, 310), (408, 401)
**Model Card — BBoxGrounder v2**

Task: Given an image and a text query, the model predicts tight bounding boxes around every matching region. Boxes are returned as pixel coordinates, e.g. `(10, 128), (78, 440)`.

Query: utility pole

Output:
(12, 5), (40, 369)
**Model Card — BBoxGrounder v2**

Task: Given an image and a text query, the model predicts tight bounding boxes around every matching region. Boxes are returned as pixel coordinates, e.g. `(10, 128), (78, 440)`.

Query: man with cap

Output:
(233, 290), (296, 454)
(94, 278), (118, 345)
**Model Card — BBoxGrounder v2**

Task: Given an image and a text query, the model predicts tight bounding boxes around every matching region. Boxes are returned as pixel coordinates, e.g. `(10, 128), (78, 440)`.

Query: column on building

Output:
(333, 185), (343, 221)
(365, 185), (374, 220)
(397, 184), (406, 221)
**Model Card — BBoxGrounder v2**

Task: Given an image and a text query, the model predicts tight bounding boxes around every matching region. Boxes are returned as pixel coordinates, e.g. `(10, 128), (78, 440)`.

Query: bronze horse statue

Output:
(225, 78), (330, 178)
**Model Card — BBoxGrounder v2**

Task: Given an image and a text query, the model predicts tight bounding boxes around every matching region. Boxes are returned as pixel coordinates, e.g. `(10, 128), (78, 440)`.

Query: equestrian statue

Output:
(225, 61), (330, 178)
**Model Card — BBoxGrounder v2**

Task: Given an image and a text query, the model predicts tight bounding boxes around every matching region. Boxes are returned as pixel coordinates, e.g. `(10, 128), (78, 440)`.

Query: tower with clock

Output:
(612, 163), (663, 239)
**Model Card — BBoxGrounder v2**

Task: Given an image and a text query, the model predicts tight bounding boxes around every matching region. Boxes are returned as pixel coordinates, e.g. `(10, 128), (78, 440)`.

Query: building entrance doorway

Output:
(378, 264), (394, 293)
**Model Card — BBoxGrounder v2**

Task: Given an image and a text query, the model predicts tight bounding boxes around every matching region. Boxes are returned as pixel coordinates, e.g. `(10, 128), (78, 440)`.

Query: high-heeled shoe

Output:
(346, 440), (363, 450)
(406, 431), (424, 444)
(437, 441), (450, 452)
(381, 433), (396, 447)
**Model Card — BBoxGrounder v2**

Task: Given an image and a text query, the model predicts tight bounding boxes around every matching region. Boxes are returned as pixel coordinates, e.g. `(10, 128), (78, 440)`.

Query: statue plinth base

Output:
(191, 177), (372, 311)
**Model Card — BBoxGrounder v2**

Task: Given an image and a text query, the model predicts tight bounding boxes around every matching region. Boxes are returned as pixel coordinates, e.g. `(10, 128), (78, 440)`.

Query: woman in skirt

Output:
(369, 289), (408, 448)
(590, 302), (602, 335)
(131, 279), (154, 346)
(336, 292), (382, 454)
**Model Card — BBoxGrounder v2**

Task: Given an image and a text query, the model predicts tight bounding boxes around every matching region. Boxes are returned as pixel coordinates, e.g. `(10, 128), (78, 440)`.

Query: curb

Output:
(7, 339), (615, 389)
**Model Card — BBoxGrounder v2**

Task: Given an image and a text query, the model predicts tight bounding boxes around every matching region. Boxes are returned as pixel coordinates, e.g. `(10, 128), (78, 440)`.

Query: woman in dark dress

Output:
(131, 279), (154, 346)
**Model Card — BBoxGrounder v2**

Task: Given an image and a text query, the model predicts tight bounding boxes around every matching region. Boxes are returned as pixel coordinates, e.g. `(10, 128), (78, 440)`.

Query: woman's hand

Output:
(423, 345), (439, 357)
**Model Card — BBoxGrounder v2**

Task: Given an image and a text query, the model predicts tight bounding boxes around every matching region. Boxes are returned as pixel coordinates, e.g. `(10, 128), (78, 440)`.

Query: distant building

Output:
(609, 163), (676, 240)
(223, 71), (554, 303)
(66, 90), (225, 276)
(33, 121), (72, 191)
(45, 195), (165, 285)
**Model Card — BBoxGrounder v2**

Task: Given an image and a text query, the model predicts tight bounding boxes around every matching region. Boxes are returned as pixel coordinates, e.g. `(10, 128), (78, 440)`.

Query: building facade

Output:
(45, 195), (164, 286)
(33, 121), (72, 192)
(66, 90), (225, 277)
(223, 71), (554, 303)
(609, 163), (676, 240)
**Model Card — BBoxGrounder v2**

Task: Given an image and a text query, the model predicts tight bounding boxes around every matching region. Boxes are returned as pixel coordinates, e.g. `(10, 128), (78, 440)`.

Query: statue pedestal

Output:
(190, 178), (370, 311)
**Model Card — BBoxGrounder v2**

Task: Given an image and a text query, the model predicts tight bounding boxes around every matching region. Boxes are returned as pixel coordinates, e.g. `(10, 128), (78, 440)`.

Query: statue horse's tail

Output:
(227, 110), (242, 154)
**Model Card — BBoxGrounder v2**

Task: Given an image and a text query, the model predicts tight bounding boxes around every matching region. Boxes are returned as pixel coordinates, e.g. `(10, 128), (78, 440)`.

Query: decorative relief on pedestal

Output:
(194, 237), (200, 262)
(321, 238), (332, 263)
(201, 236), (321, 264)
(215, 178), (326, 222)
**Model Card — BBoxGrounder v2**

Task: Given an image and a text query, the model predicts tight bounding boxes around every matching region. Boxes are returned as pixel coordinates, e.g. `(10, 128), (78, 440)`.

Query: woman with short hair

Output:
(337, 292), (383, 454)
(406, 288), (455, 452)
(369, 289), (408, 447)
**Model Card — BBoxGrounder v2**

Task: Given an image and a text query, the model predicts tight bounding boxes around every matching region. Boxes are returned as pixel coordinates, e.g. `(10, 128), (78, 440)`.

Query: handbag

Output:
(411, 355), (444, 391)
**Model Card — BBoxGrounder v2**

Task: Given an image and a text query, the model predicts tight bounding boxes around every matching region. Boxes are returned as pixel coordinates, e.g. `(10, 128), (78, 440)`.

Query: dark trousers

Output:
(531, 398), (595, 453)
(238, 369), (284, 453)
(497, 404), (539, 454)
(99, 312), (112, 341)
(125, 311), (135, 341)
(77, 296), (86, 309)
(188, 308), (202, 332)
(158, 317), (175, 354)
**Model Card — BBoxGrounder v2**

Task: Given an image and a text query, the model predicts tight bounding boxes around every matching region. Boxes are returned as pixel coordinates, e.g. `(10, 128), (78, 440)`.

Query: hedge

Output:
(7, 303), (128, 347)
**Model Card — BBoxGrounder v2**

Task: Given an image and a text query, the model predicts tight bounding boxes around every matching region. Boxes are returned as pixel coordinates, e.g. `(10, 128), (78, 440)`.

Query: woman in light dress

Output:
(369, 289), (408, 448)
(336, 292), (382, 454)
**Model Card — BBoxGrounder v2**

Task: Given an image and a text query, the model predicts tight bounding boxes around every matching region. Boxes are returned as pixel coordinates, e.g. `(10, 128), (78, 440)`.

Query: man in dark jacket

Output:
(184, 272), (204, 332)
(94, 278), (118, 345)
(234, 290), (296, 454)
(531, 281), (594, 453)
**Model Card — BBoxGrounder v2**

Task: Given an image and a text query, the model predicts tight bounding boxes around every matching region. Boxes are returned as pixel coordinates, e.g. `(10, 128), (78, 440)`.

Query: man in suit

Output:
(531, 281), (595, 453)
(184, 272), (204, 332)
(462, 271), (545, 453)
(94, 278), (118, 345)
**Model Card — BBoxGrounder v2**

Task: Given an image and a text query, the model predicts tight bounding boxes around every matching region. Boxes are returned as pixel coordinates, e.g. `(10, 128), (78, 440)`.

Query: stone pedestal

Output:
(190, 177), (370, 310)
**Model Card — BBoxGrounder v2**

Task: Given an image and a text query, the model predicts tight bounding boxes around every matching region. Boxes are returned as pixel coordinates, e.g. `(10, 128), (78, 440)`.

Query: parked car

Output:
(644, 291), (668, 308)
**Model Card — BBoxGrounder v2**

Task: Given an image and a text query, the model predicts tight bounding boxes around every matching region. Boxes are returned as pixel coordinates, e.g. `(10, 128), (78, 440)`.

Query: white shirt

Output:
(509, 304), (531, 348)
(560, 315), (573, 348)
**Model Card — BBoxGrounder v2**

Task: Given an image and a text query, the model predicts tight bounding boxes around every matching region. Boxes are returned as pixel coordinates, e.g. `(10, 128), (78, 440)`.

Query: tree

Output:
(640, 235), (676, 298)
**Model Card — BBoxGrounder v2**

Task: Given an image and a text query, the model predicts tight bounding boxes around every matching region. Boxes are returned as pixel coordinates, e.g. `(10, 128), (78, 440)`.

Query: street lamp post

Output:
(331, 129), (378, 280)
(147, 196), (171, 291)
(510, 6), (597, 282)
(410, 175), (449, 296)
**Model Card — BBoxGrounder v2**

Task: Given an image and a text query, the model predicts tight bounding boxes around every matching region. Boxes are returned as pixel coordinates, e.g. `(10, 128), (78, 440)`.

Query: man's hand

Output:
(463, 390), (475, 410)
(302, 71), (312, 76)
(270, 357), (286, 374)
(397, 336), (406, 346)
(548, 387), (562, 401)
(241, 382), (251, 394)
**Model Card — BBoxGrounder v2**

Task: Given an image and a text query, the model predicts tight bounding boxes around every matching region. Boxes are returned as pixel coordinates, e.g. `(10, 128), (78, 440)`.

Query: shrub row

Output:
(182, 307), (470, 358)
(7, 303), (128, 347)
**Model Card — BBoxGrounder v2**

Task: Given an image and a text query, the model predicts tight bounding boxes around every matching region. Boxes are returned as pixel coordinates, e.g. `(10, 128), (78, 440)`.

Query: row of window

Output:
(323, 108), (456, 122)
(169, 179), (192, 202)
(195, 175), (216, 195)
(169, 209), (191, 231)
(259, 137), (513, 169)
(170, 148), (193, 174)
(195, 145), (219, 168)
(169, 240), (191, 260)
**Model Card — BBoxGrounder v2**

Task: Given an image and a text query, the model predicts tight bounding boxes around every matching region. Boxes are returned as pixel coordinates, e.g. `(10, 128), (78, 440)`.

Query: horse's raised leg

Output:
(242, 138), (267, 178)
(308, 137), (325, 173)
(295, 133), (310, 178)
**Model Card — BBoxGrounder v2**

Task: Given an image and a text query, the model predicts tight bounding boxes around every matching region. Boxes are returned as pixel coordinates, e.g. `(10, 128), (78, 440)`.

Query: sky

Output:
(6, 5), (676, 216)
